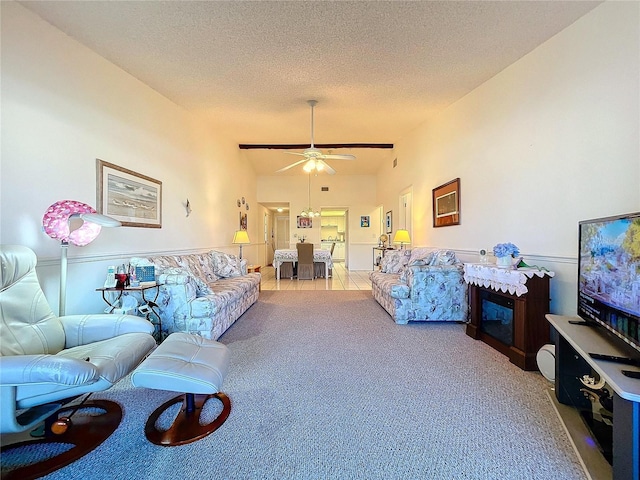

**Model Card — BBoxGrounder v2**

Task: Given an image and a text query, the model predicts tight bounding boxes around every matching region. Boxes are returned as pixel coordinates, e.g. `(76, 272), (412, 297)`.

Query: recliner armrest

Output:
(0, 355), (99, 386)
(60, 314), (154, 348)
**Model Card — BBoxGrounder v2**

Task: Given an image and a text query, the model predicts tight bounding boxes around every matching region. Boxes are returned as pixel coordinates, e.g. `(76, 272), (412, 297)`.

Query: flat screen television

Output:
(577, 211), (640, 355)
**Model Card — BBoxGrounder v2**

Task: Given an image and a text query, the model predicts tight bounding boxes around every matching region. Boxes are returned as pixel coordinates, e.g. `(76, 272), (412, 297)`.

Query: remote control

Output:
(589, 353), (640, 367)
(621, 370), (640, 379)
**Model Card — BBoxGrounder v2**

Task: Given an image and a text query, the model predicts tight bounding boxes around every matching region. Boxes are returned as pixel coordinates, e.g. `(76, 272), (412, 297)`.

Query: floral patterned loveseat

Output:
(131, 251), (260, 340)
(369, 248), (468, 324)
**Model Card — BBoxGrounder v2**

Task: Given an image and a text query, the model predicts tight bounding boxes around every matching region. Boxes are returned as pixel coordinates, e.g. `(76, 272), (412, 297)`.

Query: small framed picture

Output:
(361, 216), (370, 227)
(385, 211), (392, 234)
(240, 212), (248, 231)
(297, 216), (312, 228)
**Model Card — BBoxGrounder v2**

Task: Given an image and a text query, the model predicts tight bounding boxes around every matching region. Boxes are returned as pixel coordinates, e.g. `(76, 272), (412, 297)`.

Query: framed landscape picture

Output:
(432, 178), (460, 227)
(96, 159), (162, 228)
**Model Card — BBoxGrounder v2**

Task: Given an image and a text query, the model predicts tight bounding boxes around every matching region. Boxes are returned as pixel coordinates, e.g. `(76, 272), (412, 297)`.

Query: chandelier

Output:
(300, 173), (320, 218)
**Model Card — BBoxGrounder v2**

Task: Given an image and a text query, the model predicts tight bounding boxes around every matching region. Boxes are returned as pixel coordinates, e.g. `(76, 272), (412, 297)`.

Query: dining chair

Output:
(296, 243), (314, 280)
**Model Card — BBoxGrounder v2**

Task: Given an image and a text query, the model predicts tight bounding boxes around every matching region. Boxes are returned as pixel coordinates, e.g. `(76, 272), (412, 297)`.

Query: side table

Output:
(247, 265), (261, 291)
(372, 247), (395, 270)
(96, 283), (162, 342)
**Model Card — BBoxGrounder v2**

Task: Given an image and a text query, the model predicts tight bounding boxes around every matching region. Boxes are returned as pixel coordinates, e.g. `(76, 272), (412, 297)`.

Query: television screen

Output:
(578, 212), (640, 353)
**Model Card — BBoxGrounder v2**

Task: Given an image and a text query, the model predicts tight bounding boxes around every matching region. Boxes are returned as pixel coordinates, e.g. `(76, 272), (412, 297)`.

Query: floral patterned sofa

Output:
(369, 248), (468, 324)
(130, 251), (260, 340)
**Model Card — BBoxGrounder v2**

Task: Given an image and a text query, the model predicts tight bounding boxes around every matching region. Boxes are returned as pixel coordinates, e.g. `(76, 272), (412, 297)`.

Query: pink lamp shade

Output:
(42, 200), (102, 246)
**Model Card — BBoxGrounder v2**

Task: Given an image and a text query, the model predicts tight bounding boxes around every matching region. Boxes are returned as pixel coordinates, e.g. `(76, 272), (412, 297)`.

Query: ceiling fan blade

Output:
(318, 160), (336, 175)
(275, 158), (308, 173)
(321, 154), (356, 161)
(285, 151), (307, 157)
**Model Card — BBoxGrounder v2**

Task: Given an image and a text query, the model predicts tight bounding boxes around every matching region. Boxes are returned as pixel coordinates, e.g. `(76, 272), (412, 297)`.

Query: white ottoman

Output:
(131, 332), (231, 446)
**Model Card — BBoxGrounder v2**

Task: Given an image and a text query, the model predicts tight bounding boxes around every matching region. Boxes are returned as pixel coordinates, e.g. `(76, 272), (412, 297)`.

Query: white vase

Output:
(496, 256), (513, 267)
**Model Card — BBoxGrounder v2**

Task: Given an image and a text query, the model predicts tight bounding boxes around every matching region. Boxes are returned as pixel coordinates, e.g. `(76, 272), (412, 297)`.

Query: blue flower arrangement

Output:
(493, 242), (520, 258)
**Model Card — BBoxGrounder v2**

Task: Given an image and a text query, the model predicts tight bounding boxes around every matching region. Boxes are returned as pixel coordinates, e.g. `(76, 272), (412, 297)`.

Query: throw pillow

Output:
(408, 247), (435, 266)
(380, 250), (411, 274)
(210, 251), (242, 278)
(429, 250), (459, 266)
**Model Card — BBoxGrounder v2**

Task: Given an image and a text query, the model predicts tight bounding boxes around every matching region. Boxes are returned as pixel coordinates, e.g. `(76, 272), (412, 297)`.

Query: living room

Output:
(2, 2), (638, 318)
(1, 2), (639, 477)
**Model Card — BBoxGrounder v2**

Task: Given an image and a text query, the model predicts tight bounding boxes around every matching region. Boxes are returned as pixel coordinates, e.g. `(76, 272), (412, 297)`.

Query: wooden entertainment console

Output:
(464, 264), (551, 370)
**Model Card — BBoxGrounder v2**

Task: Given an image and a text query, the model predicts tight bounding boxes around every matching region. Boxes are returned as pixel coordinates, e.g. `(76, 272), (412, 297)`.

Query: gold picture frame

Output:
(432, 178), (460, 227)
(97, 159), (162, 228)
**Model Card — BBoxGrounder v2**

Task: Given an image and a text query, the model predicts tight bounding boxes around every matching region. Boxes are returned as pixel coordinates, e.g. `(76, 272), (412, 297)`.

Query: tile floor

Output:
(259, 261), (372, 291)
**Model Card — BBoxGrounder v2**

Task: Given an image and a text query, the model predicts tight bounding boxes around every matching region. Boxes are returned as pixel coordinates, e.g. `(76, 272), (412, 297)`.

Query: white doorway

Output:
(275, 215), (290, 251)
(264, 212), (273, 266)
(399, 188), (413, 246)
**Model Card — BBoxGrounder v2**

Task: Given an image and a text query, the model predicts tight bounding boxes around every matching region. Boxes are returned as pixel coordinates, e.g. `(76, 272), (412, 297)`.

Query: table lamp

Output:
(42, 200), (121, 315)
(232, 230), (250, 259)
(393, 229), (411, 250)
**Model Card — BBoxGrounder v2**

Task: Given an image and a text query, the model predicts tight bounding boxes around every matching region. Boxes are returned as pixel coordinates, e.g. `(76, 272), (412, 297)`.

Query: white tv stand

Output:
(547, 315), (640, 480)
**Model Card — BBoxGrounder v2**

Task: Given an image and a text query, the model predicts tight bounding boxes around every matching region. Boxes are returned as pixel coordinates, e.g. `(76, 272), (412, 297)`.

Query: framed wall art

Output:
(432, 177), (460, 227)
(385, 211), (392, 234)
(297, 216), (312, 228)
(361, 216), (370, 228)
(240, 212), (248, 231)
(96, 159), (162, 228)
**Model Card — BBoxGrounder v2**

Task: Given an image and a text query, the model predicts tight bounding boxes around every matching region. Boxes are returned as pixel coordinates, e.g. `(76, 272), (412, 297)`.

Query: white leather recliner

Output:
(0, 245), (157, 478)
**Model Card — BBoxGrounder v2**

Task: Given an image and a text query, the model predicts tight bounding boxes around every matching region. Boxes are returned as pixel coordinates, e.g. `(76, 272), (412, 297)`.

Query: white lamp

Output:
(42, 200), (121, 315)
(393, 229), (411, 250)
(232, 230), (250, 259)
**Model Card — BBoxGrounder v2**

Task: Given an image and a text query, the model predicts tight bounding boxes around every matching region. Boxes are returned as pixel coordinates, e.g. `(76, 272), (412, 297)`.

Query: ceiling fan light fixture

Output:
(303, 159), (316, 173)
(275, 100), (357, 175)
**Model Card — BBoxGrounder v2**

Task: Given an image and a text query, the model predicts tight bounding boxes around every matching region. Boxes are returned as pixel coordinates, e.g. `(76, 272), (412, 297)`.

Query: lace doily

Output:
(463, 263), (555, 297)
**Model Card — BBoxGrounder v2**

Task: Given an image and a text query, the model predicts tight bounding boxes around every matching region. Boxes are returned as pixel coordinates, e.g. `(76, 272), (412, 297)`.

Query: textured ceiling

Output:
(20, 0), (601, 176)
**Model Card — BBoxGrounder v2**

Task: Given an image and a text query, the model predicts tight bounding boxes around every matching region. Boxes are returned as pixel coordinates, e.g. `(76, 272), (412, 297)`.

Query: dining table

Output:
(273, 248), (333, 280)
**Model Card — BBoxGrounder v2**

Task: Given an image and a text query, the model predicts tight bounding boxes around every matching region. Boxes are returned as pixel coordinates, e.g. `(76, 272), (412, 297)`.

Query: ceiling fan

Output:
(276, 100), (356, 175)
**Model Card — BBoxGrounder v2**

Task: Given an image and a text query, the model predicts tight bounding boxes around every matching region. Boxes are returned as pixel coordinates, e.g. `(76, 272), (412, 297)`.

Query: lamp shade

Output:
(232, 230), (250, 244)
(42, 200), (121, 316)
(393, 229), (411, 244)
(42, 200), (121, 246)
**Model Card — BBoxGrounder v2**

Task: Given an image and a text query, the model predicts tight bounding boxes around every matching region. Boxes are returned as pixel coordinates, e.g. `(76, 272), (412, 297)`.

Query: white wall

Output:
(257, 174), (379, 269)
(1, 2), (258, 314)
(377, 2), (640, 315)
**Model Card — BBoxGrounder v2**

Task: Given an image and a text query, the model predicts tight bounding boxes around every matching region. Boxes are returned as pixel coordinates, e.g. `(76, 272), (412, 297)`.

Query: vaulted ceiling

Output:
(20, 0), (601, 176)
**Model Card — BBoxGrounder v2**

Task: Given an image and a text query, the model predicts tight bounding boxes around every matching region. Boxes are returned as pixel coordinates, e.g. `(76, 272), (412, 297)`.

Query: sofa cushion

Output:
(408, 247), (435, 266)
(210, 251), (242, 278)
(370, 271), (410, 299)
(430, 250), (459, 266)
(380, 250), (411, 274)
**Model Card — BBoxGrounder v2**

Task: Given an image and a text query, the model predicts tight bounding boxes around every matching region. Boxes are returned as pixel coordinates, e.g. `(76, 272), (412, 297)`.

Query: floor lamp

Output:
(42, 200), (121, 316)
(232, 230), (250, 260)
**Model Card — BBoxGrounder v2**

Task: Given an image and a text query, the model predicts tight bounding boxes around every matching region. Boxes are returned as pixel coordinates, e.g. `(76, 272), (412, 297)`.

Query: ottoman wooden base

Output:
(145, 392), (231, 446)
